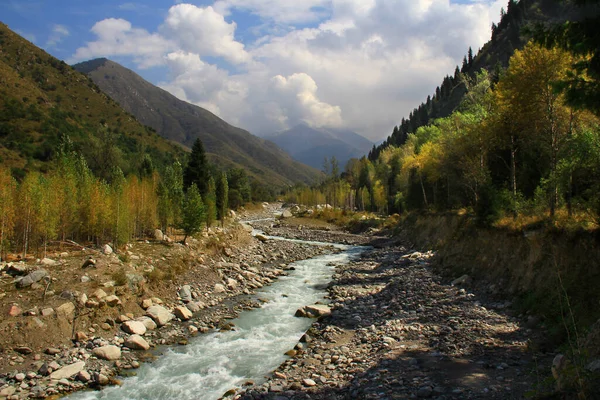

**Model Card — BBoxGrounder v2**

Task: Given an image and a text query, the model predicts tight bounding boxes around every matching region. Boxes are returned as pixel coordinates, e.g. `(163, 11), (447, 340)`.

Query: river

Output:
(67, 231), (368, 400)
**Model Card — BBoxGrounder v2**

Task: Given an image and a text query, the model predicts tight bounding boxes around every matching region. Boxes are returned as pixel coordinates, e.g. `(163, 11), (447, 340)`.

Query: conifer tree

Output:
(184, 138), (209, 196)
(180, 183), (205, 244)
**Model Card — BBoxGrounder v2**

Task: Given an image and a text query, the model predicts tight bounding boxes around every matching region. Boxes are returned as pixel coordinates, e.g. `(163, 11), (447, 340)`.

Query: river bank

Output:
(238, 218), (567, 399)
(0, 204), (336, 399)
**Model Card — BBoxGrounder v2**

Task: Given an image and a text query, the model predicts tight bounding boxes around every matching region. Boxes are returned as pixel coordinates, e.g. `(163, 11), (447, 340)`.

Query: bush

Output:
(112, 268), (128, 286)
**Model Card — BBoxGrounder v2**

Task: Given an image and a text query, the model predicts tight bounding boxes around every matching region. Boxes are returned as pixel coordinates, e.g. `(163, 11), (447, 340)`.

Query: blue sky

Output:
(1, 0), (504, 139)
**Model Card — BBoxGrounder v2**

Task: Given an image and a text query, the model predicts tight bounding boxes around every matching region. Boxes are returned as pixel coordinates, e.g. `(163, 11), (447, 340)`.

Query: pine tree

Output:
(183, 138), (209, 196)
(468, 47), (473, 66)
(180, 183), (205, 244)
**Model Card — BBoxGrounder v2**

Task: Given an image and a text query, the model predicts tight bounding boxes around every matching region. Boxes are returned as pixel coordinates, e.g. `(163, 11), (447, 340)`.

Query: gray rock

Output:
(174, 305), (193, 321)
(40, 257), (57, 266)
(102, 244), (113, 255)
(56, 302), (75, 317)
(213, 283), (226, 293)
(137, 316), (157, 331)
(104, 295), (121, 307)
(17, 269), (48, 288)
(49, 361), (86, 380)
(146, 305), (174, 326)
(154, 229), (164, 241)
(81, 257), (96, 269)
(125, 334), (150, 350)
(93, 345), (121, 360)
(77, 370), (91, 383)
(179, 285), (192, 303)
(282, 210), (293, 218)
(121, 320), (147, 335)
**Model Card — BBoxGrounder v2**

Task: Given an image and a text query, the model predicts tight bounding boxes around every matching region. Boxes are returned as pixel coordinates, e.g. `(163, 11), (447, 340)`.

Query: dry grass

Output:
(495, 209), (598, 232)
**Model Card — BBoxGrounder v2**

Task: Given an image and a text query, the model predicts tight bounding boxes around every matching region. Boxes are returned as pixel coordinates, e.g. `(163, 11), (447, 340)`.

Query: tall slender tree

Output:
(184, 138), (209, 196)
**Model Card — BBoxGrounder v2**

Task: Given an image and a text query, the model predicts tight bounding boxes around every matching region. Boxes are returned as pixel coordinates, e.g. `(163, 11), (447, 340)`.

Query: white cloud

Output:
(161, 4), (250, 64)
(71, 0), (504, 140)
(71, 18), (173, 68)
(46, 24), (69, 48)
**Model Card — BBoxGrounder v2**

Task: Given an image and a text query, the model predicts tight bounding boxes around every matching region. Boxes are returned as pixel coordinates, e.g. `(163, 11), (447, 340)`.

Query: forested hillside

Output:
(369, 0), (594, 161)
(0, 23), (185, 180)
(288, 0), (600, 227)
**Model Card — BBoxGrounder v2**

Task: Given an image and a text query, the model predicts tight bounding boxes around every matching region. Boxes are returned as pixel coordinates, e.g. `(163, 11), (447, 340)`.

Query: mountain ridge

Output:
(73, 58), (321, 187)
(264, 124), (373, 170)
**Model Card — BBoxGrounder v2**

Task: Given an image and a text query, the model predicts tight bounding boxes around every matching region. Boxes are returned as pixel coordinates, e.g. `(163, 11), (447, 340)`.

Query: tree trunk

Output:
(511, 135), (518, 219)
(419, 172), (428, 207)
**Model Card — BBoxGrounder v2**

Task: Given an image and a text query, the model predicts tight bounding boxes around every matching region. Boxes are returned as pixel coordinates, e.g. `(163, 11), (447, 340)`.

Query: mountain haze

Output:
(73, 58), (320, 187)
(264, 124), (373, 170)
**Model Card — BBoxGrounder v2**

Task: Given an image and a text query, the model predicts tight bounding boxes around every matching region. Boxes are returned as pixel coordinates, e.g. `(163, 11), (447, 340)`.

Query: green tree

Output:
(184, 138), (209, 196)
(180, 183), (205, 244)
(216, 171), (229, 226)
(205, 176), (217, 230)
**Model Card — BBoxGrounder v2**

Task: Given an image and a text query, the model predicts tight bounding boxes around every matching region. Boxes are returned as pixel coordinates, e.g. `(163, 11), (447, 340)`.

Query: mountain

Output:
(73, 59), (321, 187)
(370, 0), (594, 160)
(0, 23), (185, 179)
(264, 124), (373, 170)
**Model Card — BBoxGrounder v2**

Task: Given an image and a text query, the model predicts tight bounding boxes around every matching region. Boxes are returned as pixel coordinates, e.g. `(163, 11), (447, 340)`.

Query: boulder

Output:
(0, 386), (16, 397)
(255, 234), (269, 243)
(282, 210), (293, 218)
(49, 361), (86, 380)
(121, 320), (147, 335)
(154, 229), (164, 241)
(137, 316), (157, 331)
(40, 258), (57, 266)
(213, 283), (226, 293)
(104, 295), (121, 307)
(304, 304), (331, 317)
(41, 307), (55, 317)
(179, 285), (192, 303)
(56, 302), (75, 317)
(77, 370), (92, 383)
(93, 345), (121, 361)
(92, 289), (108, 299)
(302, 378), (317, 387)
(173, 305), (193, 321)
(125, 334), (150, 351)
(141, 298), (153, 309)
(146, 305), (174, 326)
(102, 244), (113, 255)
(17, 269), (48, 288)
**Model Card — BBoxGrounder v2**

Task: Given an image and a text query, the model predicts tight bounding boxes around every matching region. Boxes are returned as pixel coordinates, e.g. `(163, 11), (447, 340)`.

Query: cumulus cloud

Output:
(161, 4), (250, 64)
(71, 18), (172, 68)
(71, 0), (504, 139)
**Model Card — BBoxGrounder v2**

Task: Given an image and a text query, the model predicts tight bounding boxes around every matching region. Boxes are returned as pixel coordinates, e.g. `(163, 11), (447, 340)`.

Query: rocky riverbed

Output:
(239, 234), (558, 399)
(0, 204), (338, 399)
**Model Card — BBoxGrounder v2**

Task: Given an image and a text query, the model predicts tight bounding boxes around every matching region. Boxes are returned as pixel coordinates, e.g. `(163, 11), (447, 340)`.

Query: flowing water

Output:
(68, 232), (367, 400)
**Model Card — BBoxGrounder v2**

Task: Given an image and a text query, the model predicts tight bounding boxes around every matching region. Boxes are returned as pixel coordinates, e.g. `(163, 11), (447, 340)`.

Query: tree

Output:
(468, 47), (474, 66)
(495, 42), (574, 217)
(535, 0), (600, 114)
(180, 183), (205, 244)
(183, 138), (209, 196)
(216, 171), (229, 226)
(0, 168), (16, 261)
(205, 176), (217, 230)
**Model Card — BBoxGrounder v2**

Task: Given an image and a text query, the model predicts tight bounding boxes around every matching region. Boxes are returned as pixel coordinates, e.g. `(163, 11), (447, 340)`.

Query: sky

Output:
(1, 0), (505, 141)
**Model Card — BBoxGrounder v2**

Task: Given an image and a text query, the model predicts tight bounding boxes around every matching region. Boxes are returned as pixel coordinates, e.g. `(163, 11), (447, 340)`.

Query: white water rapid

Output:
(67, 233), (367, 400)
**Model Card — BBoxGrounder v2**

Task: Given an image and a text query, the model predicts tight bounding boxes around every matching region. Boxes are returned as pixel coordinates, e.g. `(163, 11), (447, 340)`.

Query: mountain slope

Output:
(370, 0), (593, 160)
(264, 124), (373, 170)
(73, 59), (320, 187)
(0, 23), (185, 178)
